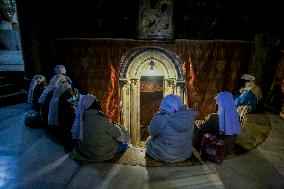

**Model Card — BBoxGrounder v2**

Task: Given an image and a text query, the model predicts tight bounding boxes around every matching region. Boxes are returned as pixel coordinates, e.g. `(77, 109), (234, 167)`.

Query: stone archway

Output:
(119, 47), (185, 146)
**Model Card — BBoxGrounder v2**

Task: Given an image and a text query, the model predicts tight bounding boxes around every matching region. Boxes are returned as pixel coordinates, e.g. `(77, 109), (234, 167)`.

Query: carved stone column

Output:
(176, 81), (186, 104)
(164, 78), (175, 96)
(119, 79), (130, 130)
(130, 79), (140, 146)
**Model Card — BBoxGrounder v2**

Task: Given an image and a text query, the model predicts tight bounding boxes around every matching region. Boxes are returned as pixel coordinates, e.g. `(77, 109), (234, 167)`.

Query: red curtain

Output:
(54, 39), (253, 121)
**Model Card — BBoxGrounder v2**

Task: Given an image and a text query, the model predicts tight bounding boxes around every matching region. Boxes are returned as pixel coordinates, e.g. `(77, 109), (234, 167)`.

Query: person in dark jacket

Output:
(58, 85), (79, 150)
(71, 94), (129, 162)
(146, 94), (197, 163)
(45, 81), (78, 150)
(38, 74), (67, 127)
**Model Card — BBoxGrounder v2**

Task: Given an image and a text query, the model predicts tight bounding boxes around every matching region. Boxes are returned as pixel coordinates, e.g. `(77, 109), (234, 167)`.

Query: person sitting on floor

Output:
(38, 74), (67, 127)
(234, 74), (262, 121)
(71, 94), (129, 162)
(25, 75), (47, 127)
(57, 86), (79, 150)
(48, 82), (79, 150)
(27, 75), (47, 111)
(146, 94), (197, 163)
(193, 91), (241, 156)
(48, 82), (72, 127)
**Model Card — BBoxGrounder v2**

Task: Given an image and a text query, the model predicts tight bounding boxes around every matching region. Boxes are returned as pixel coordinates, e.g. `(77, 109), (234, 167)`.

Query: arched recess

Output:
(119, 46), (185, 146)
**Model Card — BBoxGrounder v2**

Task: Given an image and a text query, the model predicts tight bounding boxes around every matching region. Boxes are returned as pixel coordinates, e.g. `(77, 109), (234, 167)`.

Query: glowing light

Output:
(189, 58), (195, 86)
(105, 64), (116, 119)
(144, 69), (159, 76)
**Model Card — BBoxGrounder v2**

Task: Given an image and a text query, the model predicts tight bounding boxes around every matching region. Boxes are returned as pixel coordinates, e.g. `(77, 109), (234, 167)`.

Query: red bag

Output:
(200, 133), (225, 164)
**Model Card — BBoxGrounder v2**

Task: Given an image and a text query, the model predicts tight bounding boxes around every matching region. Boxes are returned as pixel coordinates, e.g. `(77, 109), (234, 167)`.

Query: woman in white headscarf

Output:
(38, 74), (67, 127)
(146, 94), (197, 163)
(25, 75), (47, 128)
(27, 75), (47, 110)
(71, 94), (129, 162)
(48, 82), (72, 126)
(47, 82), (78, 150)
(193, 91), (241, 154)
(53, 65), (72, 86)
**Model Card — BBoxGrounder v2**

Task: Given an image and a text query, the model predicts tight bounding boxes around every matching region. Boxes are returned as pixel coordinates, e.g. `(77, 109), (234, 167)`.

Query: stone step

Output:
(0, 71), (27, 107)
(0, 83), (21, 95)
(0, 91), (26, 107)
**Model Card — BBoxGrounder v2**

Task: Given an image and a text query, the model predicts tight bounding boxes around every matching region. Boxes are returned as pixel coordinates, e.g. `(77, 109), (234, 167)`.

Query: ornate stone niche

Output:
(119, 46), (185, 146)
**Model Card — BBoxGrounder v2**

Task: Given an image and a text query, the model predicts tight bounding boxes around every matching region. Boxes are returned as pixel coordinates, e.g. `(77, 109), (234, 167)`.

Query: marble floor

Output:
(0, 103), (284, 189)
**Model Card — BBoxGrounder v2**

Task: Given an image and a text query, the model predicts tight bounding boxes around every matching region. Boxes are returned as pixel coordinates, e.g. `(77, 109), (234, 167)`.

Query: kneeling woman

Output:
(71, 94), (129, 162)
(193, 91), (241, 155)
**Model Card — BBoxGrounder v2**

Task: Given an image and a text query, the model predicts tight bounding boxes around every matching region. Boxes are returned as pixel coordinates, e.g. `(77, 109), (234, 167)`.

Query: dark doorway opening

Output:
(140, 76), (164, 143)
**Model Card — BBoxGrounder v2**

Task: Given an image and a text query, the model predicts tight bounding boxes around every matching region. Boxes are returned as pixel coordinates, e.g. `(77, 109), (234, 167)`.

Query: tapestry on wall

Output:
(53, 39), (253, 122)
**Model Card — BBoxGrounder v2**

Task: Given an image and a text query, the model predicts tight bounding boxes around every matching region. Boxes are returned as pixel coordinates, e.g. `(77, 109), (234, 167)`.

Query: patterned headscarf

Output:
(27, 75), (46, 104)
(71, 94), (96, 140)
(160, 94), (183, 113)
(38, 74), (67, 104)
(243, 81), (262, 102)
(216, 91), (241, 135)
(54, 65), (66, 74)
(48, 82), (71, 126)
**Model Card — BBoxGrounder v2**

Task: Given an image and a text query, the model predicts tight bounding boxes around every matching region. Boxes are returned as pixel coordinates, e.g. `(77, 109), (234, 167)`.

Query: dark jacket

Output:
(32, 83), (46, 111)
(73, 109), (125, 162)
(58, 89), (77, 149)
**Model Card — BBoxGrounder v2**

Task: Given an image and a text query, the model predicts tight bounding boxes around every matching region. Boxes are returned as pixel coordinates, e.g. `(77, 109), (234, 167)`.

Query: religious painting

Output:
(137, 0), (174, 40)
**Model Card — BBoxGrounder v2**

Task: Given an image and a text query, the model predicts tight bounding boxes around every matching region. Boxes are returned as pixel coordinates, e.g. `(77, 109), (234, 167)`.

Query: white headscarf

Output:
(71, 94), (96, 140)
(48, 82), (71, 126)
(241, 74), (255, 81)
(27, 75), (46, 104)
(160, 94), (183, 113)
(216, 91), (241, 135)
(38, 74), (67, 104)
(54, 65), (67, 74)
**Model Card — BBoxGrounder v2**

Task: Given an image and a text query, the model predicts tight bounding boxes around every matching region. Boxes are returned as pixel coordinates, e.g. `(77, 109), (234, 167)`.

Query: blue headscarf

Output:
(216, 91), (241, 135)
(160, 94), (183, 113)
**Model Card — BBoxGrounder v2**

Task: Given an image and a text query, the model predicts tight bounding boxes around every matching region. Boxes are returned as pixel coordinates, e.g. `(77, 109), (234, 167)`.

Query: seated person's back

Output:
(71, 94), (129, 162)
(38, 74), (67, 127)
(27, 75), (47, 111)
(146, 94), (197, 163)
(57, 87), (78, 149)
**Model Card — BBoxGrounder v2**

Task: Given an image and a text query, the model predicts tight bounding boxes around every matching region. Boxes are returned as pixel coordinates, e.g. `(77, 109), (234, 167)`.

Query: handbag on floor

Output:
(200, 132), (225, 164)
(24, 110), (42, 128)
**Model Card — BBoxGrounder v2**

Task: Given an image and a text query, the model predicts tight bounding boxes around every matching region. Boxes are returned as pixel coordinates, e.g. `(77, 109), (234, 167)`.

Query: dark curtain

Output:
(268, 52), (284, 114)
(174, 40), (252, 118)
